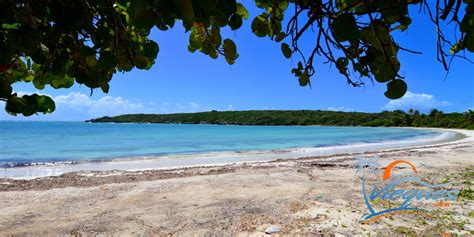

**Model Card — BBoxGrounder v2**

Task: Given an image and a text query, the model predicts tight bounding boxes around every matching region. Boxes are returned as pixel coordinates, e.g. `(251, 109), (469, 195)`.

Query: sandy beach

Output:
(0, 128), (473, 236)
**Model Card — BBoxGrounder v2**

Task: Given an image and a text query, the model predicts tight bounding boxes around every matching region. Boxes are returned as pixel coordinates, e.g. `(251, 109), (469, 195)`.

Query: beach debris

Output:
(313, 195), (325, 202)
(265, 226), (282, 234)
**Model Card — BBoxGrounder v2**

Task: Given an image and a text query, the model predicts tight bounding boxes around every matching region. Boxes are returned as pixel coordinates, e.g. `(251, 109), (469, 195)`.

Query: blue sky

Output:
(1, 3), (473, 121)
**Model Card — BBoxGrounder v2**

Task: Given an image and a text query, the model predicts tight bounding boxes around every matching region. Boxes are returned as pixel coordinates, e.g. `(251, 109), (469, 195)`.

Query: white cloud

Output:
(54, 92), (146, 117)
(189, 102), (200, 109)
(382, 91), (451, 112)
(173, 102), (203, 113)
(0, 92), (210, 121)
(326, 106), (354, 112)
(226, 105), (234, 111)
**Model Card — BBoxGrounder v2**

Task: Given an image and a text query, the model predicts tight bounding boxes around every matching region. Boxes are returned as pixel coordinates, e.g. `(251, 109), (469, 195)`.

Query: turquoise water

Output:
(0, 121), (440, 167)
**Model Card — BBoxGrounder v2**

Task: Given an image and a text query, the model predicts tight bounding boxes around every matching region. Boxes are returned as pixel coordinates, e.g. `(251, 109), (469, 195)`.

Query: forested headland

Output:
(87, 109), (474, 129)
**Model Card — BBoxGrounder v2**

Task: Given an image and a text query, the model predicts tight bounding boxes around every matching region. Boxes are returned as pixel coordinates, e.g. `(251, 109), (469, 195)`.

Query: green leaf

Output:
(174, 0), (195, 23)
(464, 33), (474, 52)
(31, 44), (49, 64)
(275, 32), (286, 42)
(298, 0), (310, 9)
(336, 0), (359, 10)
(228, 14), (243, 30)
(337, 57), (349, 67)
(278, 1), (289, 10)
(332, 13), (360, 42)
(117, 59), (134, 72)
(86, 56), (97, 67)
(133, 55), (150, 69)
(372, 63), (397, 83)
(79, 45), (96, 57)
(51, 76), (74, 89)
(0, 81), (12, 97)
(26, 57), (32, 70)
(398, 16), (412, 26)
(281, 43), (292, 58)
(197, 0), (216, 11)
(210, 24), (222, 46)
(5, 96), (27, 114)
(223, 39), (238, 64)
(33, 77), (46, 90)
(24, 74), (35, 82)
(209, 50), (218, 59)
(100, 82), (110, 93)
(251, 15), (271, 37)
(21, 95), (38, 116)
(144, 40), (160, 59)
(361, 22), (394, 53)
(384, 79), (407, 99)
(460, 12), (474, 33)
(98, 51), (117, 68)
(189, 28), (203, 50)
(298, 70), (310, 86)
(128, 0), (154, 30)
(370, 54), (400, 83)
(36, 95), (56, 113)
(450, 41), (462, 54)
(336, 57), (349, 74)
(236, 3), (249, 20)
(1, 23), (21, 30)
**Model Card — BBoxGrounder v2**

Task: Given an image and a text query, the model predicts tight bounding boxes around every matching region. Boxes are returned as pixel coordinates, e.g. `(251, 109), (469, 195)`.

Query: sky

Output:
(1, 3), (473, 121)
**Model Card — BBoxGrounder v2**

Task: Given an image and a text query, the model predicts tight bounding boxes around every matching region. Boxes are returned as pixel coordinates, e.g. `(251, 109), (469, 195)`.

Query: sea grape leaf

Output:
(223, 38), (238, 64)
(299, 70), (310, 86)
(98, 51), (117, 68)
(252, 15), (271, 37)
(281, 43), (292, 58)
(332, 14), (360, 42)
(384, 79), (407, 99)
(229, 14), (243, 30)
(236, 3), (249, 19)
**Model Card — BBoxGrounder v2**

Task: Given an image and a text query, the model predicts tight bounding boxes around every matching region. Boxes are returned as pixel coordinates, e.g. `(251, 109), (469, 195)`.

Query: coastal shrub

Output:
(88, 109), (474, 129)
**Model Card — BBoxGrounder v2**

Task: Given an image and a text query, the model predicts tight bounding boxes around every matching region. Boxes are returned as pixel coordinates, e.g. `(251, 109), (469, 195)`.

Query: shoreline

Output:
(0, 127), (463, 179)
(1, 128), (471, 191)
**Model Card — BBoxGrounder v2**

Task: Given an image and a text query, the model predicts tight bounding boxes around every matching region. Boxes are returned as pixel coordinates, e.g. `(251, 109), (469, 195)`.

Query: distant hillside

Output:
(86, 110), (474, 129)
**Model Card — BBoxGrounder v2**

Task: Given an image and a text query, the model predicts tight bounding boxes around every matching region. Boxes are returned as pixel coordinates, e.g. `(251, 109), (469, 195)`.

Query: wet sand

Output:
(0, 129), (472, 236)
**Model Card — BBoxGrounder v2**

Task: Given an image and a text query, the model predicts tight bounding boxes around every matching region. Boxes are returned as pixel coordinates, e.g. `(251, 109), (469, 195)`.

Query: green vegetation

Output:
(457, 166), (474, 200)
(87, 109), (474, 129)
(2, 0), (473, 116)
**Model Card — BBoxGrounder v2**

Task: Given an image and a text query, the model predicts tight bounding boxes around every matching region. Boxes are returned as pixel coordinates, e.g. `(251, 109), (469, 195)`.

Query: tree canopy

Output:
(0, 0), (473, 116)
(87, 109), (474, 129)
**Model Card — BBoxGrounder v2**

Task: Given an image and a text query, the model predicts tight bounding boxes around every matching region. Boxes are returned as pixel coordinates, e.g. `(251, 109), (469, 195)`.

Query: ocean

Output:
(0, 121), (454, 178)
